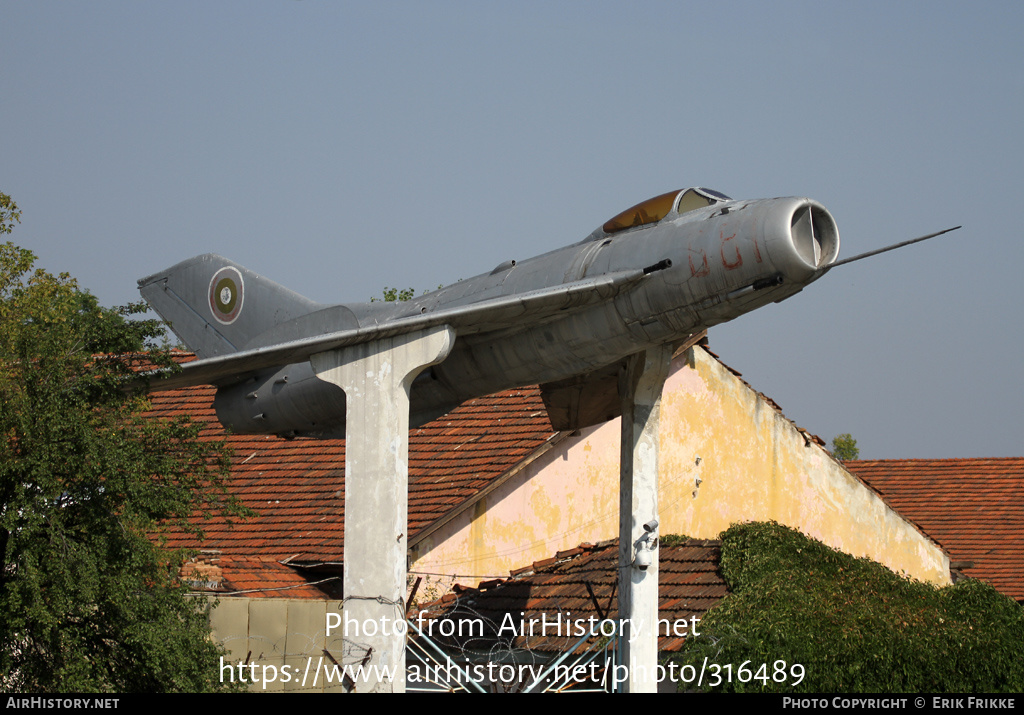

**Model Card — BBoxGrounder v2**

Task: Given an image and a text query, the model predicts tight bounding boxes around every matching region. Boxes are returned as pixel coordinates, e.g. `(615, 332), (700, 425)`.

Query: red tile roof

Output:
(408, 389), (557, 537)
(416, 539), (727, 653)
(146, 378), (556, 569)
(846, 458), (1024, 601)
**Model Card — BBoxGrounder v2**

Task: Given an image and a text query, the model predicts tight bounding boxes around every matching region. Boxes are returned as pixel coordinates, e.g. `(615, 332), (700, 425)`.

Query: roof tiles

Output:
(147, 378), (555, 567)
(846, 458), (1024, 601)
(417, 538), (727, 653)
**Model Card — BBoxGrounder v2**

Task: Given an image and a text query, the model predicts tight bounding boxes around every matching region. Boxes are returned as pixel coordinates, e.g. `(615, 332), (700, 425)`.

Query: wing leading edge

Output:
(140, 268), (648, 391)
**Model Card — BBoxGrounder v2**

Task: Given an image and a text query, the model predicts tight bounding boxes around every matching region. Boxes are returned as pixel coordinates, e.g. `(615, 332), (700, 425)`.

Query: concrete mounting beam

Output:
(311, 325), (455, 693)
(617, 344), (672, 693)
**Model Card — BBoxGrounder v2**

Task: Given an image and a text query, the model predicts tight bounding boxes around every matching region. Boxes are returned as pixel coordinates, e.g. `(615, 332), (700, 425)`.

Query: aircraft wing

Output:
(538, 330), (706, 431)
(140, 268), (648, 391)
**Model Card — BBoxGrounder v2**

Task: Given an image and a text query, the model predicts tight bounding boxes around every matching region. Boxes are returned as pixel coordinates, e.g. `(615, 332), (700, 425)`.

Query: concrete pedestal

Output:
(617, 345), (672, 693)
(311, 325), (454, 693)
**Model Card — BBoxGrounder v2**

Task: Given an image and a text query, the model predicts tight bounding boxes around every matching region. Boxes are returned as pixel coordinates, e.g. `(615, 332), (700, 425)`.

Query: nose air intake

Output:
(790, 202), (839, 270)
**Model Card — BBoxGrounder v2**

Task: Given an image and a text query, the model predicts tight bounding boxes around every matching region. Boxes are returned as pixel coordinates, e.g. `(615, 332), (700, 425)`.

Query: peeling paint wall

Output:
(411, 347), (950, 586)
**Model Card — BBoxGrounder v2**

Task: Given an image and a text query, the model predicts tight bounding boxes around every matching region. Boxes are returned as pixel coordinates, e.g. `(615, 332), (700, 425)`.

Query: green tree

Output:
(0, 197), (243, 692)
(0, 193), (20, 235)
(370, 285), (445, 302)
(371, 286), (416, 302)
(831, 432), (859, 461)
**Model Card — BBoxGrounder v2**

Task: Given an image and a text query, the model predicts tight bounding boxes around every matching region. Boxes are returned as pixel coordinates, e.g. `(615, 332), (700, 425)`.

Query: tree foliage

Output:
(371, 286), (416, 303)
(0, 194), (20, 235)
(0, 200), (243, 692)
(370, 285), (444, 302)
(668, 522), (1024, 692)
(831, 433), (860, 461)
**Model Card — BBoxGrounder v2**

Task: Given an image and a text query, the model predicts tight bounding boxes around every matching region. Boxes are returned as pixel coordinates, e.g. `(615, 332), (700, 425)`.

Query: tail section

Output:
(138, 254), (323, 359)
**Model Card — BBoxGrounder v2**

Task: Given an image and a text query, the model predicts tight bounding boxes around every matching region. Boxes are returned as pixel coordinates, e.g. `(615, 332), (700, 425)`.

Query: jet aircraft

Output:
(138, 187), (955, 437)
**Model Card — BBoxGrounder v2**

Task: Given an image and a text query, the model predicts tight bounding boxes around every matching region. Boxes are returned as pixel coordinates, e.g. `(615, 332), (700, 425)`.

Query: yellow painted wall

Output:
(410, 346), (950, 588)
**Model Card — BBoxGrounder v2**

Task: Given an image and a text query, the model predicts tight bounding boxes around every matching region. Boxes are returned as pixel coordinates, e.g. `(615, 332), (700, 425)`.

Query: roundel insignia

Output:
(209, 266), (244, 325)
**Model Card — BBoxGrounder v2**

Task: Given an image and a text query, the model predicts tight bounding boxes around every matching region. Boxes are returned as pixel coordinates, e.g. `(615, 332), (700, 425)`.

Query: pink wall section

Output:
(409, 346), (949, 594)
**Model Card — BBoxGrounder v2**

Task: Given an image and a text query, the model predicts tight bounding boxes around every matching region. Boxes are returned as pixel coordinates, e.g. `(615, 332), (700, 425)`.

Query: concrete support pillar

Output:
(617, 344), (672, 693)
(311, 325), (454, 693)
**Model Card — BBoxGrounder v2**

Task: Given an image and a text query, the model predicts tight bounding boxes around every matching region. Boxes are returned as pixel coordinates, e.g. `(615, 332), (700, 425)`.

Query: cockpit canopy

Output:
(602, 187), (732, 235)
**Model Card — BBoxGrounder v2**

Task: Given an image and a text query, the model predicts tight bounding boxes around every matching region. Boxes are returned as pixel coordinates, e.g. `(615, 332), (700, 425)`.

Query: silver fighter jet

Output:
(138, 187), (954, 437)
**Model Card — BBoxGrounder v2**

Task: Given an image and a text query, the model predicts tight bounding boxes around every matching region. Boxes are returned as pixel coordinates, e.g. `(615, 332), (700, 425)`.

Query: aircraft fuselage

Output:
(199, 192), (839, 438)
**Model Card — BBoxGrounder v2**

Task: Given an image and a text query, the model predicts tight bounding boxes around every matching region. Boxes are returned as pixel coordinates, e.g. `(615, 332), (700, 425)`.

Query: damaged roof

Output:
(180, 554), (341, 599)
(416, 538), (727, 653)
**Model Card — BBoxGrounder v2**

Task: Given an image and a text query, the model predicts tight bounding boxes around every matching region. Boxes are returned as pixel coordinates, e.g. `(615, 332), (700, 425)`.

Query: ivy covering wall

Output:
(669, 522), (1024, 693)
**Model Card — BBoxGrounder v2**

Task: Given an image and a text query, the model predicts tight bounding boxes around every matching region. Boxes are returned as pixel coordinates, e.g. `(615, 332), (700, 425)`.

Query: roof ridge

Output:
(847, 457), (1024, 464)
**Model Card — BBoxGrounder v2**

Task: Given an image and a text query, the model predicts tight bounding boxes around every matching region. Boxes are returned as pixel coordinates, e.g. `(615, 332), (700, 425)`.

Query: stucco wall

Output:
(410, 346), (950, 588)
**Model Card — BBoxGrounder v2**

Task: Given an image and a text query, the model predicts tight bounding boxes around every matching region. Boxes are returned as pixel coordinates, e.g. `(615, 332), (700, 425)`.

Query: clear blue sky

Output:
(3, 1), (1021, 458)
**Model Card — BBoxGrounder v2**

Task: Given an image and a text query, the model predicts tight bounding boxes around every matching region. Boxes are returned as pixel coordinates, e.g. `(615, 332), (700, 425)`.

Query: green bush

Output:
(668, 522), (1024, 692)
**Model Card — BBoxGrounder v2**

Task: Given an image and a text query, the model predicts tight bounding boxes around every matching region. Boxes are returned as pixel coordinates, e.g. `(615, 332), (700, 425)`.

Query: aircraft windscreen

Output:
(602, 188), (731, 235)
(675, 188), (721, 215)
(602, 190), (681, 234)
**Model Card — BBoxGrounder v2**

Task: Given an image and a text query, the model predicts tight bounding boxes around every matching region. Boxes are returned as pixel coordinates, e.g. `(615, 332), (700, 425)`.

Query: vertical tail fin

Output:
(138, 254), (322, 359)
